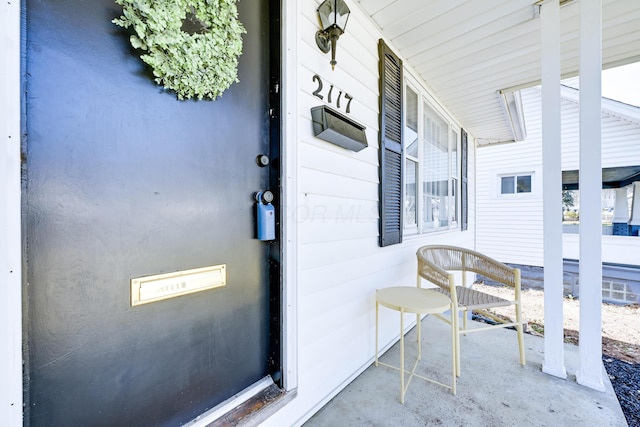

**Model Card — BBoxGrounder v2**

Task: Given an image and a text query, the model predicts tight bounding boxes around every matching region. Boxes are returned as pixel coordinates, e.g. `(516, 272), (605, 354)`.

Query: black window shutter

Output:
(378, 39), (403, 247)
(461, 128), (469, 231)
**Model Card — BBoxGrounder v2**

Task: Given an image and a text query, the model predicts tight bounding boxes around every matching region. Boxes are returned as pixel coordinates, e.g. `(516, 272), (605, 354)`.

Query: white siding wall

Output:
(564, 234), (640, 265)
(561, 92), (640, 171)
(266, 2), (476, 425)
(476, 88), (544, 265)
(477, 87), (640, 267)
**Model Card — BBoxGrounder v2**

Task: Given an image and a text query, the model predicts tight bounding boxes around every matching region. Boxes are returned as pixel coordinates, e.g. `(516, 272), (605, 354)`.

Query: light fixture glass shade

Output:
(317, 0), (350, 32)
(316, 0), (350, 70)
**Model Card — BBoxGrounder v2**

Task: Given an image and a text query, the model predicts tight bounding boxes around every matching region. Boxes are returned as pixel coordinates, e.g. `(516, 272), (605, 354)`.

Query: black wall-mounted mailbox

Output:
(311, 105), (368, 152)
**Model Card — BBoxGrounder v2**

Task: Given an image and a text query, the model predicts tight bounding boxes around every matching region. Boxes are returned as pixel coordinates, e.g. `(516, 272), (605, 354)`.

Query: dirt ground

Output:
(472, 283), (640, 364)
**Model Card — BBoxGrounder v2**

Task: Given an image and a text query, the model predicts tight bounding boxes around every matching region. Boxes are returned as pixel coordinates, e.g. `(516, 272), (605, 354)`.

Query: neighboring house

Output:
(477, 85), (640, 303)
(2, 1), (640, 426)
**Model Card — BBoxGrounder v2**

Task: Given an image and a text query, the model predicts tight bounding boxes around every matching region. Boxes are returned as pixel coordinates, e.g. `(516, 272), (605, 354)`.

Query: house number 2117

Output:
(312, 74), (353, 114)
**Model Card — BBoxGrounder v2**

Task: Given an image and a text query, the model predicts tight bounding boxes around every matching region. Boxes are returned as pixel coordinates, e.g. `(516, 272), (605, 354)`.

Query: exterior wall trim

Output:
(281, 0), (299, 393)
(1, 0), (23, 425)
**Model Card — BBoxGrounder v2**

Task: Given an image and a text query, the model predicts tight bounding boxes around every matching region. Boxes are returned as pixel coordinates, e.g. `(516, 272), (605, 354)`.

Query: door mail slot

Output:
(311, 105), (368, 152)
(130, 264), (226, 306)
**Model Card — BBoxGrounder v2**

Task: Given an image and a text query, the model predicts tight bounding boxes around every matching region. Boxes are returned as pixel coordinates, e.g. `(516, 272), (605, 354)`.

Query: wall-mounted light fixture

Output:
(316, 0), (350, 71)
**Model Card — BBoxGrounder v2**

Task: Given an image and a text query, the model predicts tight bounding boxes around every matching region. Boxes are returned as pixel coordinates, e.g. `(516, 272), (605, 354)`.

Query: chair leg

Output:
(451, 310), (457, 395)
(517, 322), (525, 366)
(454, 310), (461, 377)
(462, 308), (468, 335)
(516, 301), (526, 366)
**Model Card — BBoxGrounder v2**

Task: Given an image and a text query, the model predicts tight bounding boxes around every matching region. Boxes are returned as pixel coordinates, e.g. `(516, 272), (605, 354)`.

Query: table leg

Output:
(375, 301), (379, 367)
(416, 313), (421, 361)
(400, 308), (405, 404)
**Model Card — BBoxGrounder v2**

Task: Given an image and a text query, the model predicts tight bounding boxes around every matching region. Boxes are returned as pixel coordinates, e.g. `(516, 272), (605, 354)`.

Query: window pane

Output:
(451, 131), (458, 178)
(451, 130), (459, 225)
(452, 177), (458, 224)
(517, 175), (532, 193)
(501, 176), (515, 194)
(405, 159), (417, 226)
(423, 103), (449, 229)
(405, 87), (418, 158)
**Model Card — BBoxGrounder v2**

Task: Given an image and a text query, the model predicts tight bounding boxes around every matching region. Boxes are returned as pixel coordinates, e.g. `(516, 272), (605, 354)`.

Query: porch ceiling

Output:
(563, 165), (640, 190)
(356, 0), (640, 145)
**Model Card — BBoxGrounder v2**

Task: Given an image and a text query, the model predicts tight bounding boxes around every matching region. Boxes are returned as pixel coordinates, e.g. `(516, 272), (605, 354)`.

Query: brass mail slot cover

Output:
(131, 264), (226, 306)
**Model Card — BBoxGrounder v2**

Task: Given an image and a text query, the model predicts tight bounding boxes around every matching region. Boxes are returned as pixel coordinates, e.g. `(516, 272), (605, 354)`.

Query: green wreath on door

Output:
(113, 0), (246, 100)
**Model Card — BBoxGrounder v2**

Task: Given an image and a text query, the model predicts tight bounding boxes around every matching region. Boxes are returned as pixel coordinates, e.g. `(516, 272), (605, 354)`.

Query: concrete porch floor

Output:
(304, 315), (627, 427)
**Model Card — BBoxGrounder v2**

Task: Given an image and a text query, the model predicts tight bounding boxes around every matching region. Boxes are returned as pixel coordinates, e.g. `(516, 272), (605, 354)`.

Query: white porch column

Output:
(629, 182), (640, 228)
(1, 0), (24, 424)
(611, 188), (630, 224)
(540, 0), (567, 379)
(577, 0), (605, 391)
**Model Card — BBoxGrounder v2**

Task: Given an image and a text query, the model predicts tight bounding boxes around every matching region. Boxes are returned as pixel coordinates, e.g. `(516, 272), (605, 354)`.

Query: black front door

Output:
(24, 1), (280, 425)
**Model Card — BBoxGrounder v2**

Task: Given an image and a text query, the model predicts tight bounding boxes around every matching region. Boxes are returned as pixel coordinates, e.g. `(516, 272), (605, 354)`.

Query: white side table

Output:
(376, 286), (456, 403)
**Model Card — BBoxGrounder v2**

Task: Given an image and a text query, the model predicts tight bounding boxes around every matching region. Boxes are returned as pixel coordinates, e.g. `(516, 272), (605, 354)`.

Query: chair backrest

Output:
(415, 248), (458, 311)
(416, 254), (452, 290)
(416, 245), (518, 288)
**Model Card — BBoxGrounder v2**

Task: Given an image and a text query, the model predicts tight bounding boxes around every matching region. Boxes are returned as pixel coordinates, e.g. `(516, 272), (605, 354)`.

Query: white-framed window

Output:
(500, 173), (533, 195)
(403, 80), (460, 234)
(404, 85), (419, 233)
(451, 128), (459, 227)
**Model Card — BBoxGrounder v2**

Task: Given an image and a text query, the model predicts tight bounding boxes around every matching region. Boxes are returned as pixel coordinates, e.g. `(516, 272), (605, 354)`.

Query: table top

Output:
(376, 286), (451, 314)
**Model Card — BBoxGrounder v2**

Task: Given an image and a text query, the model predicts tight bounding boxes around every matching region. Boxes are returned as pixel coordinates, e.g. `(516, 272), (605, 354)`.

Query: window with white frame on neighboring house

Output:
(500, 173), (533, 195)
(403, 82), (462, 234)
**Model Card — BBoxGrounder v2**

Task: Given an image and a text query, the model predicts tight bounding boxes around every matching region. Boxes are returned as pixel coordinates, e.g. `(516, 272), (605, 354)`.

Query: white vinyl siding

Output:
(264, 2), (476, 425)
(561, 91), (640, 171)
(564, 234), (640, 265)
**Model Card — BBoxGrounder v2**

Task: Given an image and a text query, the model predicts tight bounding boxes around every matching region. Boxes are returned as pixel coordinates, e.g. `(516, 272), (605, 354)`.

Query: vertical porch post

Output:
(540, 0), (567, 379)
(612, 188), (630, 224)
(577, 0), (605, 391)
(612, 188), (630, 235)
(0, 0), (24, 424)
(629, 182), (640, 231)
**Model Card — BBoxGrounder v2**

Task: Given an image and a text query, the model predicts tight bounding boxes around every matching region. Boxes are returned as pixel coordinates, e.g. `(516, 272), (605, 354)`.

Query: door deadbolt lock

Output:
(256, 154), (270, 167)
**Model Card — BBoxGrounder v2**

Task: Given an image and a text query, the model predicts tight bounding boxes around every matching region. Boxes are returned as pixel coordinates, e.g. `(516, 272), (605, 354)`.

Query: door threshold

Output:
(185, 376), (294, 426)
